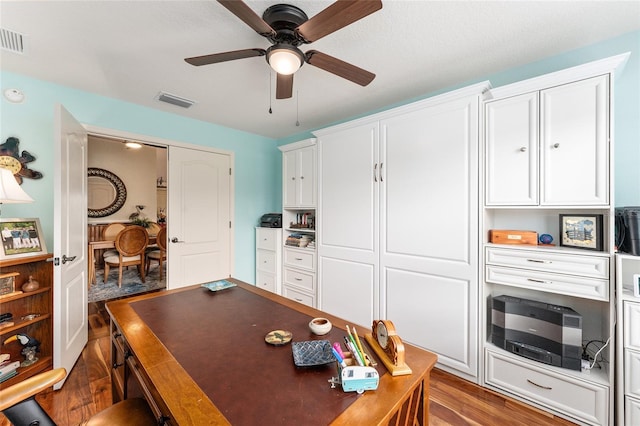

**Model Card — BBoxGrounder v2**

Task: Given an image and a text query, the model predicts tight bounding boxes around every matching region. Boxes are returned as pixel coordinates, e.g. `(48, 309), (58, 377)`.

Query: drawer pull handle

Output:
(295, 257), (303, 261)
(527, 278), (551, 284)
(527, 379), (552, 390)
(295, 278), (302, 281)
(526, 259), (552, 264)
(294, 298), (303, 302)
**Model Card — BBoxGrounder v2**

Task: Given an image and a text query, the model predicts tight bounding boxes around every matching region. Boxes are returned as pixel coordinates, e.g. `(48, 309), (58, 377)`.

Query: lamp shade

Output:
(0, 167), (33, 203)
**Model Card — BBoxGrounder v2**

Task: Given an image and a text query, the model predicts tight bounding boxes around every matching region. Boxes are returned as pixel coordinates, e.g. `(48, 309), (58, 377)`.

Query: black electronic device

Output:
(616, 206), (640, 255)
(260, 213), (282, 228)
(491, 295), (582, 371)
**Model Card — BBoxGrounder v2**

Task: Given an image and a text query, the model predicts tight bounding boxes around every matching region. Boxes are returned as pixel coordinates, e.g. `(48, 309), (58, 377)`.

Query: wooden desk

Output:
(88, 236), (156, 285)
(106, 279), (438, 425)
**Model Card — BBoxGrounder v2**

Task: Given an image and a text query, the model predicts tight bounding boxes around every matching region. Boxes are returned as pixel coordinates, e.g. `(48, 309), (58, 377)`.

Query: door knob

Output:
(62, 255), (76, 264)
(171, 237), (184, 243)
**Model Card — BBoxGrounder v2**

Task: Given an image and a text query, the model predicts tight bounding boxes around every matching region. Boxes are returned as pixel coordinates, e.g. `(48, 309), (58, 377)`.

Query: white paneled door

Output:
(54, 105), (88, 389)
(167, 146), (232, 289)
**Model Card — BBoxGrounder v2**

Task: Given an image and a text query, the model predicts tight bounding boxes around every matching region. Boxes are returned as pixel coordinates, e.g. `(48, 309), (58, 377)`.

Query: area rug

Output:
(89, 265), (166, 303)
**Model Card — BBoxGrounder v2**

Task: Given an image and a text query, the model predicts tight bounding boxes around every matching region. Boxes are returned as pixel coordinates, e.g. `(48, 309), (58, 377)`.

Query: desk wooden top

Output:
(106, 278), (437, 425)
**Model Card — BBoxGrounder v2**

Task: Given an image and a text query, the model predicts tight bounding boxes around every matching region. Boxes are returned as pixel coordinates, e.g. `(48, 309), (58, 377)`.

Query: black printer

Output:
(260, 213), (282, 228)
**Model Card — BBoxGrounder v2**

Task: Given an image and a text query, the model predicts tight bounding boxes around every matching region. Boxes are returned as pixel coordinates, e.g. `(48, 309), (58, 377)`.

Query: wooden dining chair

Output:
(101, 222), (126, 258)
(0, 368), (156, 426)
(145, 227), (167, 280)
(103, 225), (148, 287)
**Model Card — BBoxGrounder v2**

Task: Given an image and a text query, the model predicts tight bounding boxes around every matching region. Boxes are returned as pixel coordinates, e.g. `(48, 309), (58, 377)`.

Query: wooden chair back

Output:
(115, 225), (149, 257)
(102, 223), (126, 241)
(156, 227), (167, 251)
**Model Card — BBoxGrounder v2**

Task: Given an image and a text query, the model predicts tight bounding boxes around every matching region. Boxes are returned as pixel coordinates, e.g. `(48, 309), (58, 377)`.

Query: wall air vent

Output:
(1, 28), (26, 54)
(156, 92), (195, 109)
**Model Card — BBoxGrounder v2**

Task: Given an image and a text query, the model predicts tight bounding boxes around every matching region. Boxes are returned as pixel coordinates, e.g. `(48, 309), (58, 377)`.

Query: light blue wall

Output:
(279, 30), (640, 206)
(0, 72), (280, 283)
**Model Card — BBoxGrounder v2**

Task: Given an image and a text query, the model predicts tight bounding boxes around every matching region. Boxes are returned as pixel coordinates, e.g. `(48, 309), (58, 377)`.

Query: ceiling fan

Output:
(185, 0), (382, 99)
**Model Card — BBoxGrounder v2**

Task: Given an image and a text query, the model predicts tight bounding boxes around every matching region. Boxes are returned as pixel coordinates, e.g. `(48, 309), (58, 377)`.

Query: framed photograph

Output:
(559, 214), (603, 251)
(0, 218), (48, 260)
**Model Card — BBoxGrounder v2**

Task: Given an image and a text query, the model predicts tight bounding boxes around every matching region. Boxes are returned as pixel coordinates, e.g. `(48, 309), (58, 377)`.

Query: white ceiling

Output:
(1, 1), (639, 139)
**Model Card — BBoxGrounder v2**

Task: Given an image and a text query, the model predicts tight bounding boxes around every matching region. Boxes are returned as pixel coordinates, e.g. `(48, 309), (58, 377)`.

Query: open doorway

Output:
(87, 135), (168, 303)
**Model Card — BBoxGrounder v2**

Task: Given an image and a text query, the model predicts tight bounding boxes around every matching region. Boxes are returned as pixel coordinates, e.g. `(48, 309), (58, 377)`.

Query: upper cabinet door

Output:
(297, 146), (316, 207)
(541, 75), (609, 205)
(282, 150), (298, 207)
(283, 145), (316, 208)
(485, 92), (539, 206)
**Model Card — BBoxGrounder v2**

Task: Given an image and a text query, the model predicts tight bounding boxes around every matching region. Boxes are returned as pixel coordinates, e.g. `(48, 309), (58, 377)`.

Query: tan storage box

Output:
(489, 230), (538, 245)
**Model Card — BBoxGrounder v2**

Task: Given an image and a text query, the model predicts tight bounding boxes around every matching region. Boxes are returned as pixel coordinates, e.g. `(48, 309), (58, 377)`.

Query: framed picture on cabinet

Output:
(0, 218), (47, 260)
(559, 214), (603, 251)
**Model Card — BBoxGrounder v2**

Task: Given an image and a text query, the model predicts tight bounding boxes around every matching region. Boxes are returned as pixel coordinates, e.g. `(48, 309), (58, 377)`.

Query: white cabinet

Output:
(481, 55), (628, 425)
(485, 75), (609, 206)
(281, 140), (316, 208)
(315, 82), (488, 380)
(617, 254), (640, 426)
(279, 139), (317, 307)
(255, 227), (281, 294)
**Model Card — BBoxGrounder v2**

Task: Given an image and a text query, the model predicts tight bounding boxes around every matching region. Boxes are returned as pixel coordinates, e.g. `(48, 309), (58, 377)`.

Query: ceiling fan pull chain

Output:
(295, 91), (300, 127)
(268, 70), (273, 114)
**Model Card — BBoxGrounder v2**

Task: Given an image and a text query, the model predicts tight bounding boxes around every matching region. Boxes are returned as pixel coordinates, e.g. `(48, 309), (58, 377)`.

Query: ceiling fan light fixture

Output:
(266, 45), (303, 75)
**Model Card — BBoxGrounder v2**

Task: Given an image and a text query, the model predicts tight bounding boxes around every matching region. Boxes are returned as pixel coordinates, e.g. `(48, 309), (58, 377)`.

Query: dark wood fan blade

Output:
(296, 0), (382, 43)
(306, 50), (375, 86)
(276, 73), (294, 99)
(185, 48), (266, 66)
(218, 0), (276, 37)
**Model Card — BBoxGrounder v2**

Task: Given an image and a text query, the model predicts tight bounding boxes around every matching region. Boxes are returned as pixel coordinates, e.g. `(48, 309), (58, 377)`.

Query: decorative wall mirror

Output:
(87, 168), (127, 218)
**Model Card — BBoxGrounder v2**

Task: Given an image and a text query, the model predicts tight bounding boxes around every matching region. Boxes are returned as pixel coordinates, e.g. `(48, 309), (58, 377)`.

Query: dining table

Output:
(88, 233), (157, 286)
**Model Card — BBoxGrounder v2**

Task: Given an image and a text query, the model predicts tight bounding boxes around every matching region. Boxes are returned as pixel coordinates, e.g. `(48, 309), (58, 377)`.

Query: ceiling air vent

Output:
(0, 28), (25, 54)
(156, 92), (195, 109)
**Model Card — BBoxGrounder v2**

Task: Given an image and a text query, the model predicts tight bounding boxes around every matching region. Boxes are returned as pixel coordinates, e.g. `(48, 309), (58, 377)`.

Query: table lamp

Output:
(0, 167), (33, 213)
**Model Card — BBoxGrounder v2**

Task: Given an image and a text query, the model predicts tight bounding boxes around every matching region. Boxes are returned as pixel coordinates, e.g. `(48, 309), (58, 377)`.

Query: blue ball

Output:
(539, 234), (553, 244)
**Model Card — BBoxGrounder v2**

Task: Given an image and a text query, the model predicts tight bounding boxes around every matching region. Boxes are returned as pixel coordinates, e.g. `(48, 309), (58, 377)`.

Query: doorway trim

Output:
(83, 124), (236, 277)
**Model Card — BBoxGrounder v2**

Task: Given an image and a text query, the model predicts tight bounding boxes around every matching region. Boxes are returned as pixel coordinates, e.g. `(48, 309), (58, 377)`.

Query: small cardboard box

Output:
(490, 230), (538, 245)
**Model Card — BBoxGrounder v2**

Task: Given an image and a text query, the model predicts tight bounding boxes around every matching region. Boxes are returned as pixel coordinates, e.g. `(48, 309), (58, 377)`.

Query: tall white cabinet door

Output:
(317, 121), (380, 326)
(485, 92), (539, 205)
(541, 75), (609, 205)
(380, 96), (479, 379)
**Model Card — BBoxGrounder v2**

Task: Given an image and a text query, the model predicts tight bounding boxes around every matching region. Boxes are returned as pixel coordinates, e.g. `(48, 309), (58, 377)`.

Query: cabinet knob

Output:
(553, 143), (560, 149)
(292, 177), (295, 180)
(519, 147), (527, 152)
(300, 176), (304, 180)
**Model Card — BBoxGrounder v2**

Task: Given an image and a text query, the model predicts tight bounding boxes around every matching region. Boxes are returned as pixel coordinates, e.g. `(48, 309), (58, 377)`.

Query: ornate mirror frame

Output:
(87, 168), (127, 218)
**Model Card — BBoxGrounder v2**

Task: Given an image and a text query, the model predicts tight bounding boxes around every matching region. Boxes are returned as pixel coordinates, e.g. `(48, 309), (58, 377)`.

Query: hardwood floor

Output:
(1, 301), (577, 425)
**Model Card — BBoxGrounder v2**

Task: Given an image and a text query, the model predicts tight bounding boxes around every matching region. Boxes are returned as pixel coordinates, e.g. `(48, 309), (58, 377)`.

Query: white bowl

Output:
(309, 317), (332, 335)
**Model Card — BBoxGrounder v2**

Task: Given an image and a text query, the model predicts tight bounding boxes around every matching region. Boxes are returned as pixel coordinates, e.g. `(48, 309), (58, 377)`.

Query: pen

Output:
(346, 325), (365, 366)
(351, 326), (370, 366)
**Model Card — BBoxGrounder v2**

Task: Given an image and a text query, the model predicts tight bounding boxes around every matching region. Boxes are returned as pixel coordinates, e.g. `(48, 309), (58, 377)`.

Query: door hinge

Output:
(229, 168), (232, 175)
(229, 221), (232, 228)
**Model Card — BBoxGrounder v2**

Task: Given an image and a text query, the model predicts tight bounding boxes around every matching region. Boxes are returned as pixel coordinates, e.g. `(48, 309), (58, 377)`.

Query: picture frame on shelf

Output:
(559, 214), (603, 251)
(0, 218), (47, 260)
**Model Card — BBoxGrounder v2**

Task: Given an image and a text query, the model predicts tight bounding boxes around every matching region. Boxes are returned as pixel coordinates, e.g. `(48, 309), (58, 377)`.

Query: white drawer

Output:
(256, 249), (277, 273)
(485, 349), (608, 426)
(625, 302), (640, 350)
(283, 267), (315, 292)
(626, 396), (640, 426)
(283, 285), (315, 308)
(486, 247), (609, 279)
(256, 228), (280, 251)
(284, 248), (315, 271)
(256, 271), (276, 293)
(625, 349), (640, 399)
(486, 265), (608, 300)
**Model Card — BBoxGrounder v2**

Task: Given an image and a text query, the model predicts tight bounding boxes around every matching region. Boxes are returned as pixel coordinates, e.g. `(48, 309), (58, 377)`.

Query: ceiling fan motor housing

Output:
(262, 4), (308, 45)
